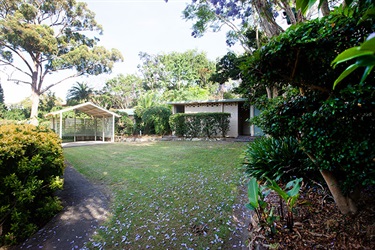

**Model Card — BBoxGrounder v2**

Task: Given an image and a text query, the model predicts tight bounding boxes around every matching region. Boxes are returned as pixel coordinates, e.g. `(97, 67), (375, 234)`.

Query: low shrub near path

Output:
(0, 124), (65, 246)
(64, 141), (247, 249)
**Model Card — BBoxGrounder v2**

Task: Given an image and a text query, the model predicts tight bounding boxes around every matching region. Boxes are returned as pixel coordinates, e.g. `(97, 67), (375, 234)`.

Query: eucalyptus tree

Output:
(165, 0), (341, 52)
(0, 0), (123, 125)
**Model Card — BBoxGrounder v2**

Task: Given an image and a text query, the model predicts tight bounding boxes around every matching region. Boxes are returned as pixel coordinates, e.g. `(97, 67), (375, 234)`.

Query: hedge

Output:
(0, 124), (65, 246)
(169, 112), (230, 138)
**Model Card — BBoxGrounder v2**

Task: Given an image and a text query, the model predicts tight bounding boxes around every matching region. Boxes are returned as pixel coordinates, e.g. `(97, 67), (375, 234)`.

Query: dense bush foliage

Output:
(237, 4), (375, 198)
(258, 86), (375, 193)
(116, 113), (134, 135)
(170, 112), (230, 138)
(243, 137), (317, 183)
(141, 106), (172, 135)
(0, 124), (65, 246)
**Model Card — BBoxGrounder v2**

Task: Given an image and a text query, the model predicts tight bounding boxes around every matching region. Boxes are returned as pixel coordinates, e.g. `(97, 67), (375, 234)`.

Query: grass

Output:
(63, 141), (247, 249)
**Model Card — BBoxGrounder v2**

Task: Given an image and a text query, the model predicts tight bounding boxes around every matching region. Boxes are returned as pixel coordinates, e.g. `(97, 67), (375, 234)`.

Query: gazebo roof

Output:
(45, 102), (120, 118)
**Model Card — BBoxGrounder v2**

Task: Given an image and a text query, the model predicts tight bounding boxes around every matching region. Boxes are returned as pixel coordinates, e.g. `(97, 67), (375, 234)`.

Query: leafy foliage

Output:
(138, 50), (215, 93)
(0, 124), (65, 246)
(237, 1), (375, 199)
(100, 74), (142, 109)
(116, 112), (134, 136)
(243, 137), (316, 183)
(179, 0), (287, 49)
(332, 33), (375, 88)
(210, 52), (244, 84)
(141, 106), (172, 135)
(237, 6), (375, 100)
(266, 178), (303, 230)
(169, 112), (230, 138)
(66, 82), (94, 105)
(246, 177), (303, 235)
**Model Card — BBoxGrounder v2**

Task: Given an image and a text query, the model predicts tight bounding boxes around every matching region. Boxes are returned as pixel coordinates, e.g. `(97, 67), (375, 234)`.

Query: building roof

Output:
(167, 98), (247, 105)
(45, 102), (120, 118)
(117, 109), (135, 116)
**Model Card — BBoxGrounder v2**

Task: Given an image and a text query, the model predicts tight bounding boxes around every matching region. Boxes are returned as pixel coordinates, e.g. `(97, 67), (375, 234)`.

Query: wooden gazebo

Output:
(45, 102), (120, 142)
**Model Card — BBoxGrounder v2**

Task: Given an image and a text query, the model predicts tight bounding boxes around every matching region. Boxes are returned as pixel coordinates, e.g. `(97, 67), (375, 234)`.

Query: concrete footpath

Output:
(14, 165), (111, 250)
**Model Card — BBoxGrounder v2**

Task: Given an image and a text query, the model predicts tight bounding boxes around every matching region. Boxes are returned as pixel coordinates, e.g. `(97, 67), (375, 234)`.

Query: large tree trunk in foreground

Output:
(320, 169), (357, 214)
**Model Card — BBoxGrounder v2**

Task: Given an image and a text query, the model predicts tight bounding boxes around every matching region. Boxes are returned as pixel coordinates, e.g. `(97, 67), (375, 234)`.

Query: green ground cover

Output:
(63, 141), (247, 249)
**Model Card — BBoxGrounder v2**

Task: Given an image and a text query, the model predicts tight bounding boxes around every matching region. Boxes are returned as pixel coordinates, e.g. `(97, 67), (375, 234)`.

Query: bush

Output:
(142, 106), (172, 135)
(170, 112), (231, 138)
(0, 124), (65, 246)
(116, 113), (134, 135)
(243, 136), (318, 183)
(169, 114), (187, 137)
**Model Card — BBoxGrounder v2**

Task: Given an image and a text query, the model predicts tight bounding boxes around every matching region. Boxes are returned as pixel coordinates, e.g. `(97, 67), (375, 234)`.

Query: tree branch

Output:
(41, 72), (85, 94)
(0, 59), (32, 78)
(215, 14), (252, 53)
(2, 44), (33, 74)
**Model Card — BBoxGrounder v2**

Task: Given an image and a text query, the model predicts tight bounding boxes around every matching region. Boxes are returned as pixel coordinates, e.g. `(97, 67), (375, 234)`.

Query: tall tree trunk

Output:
(279, 0), (298, 24)
(320, 170), (357, 214)
(30, 71), (40, 126)
(320, 0), (331, 16)
(304, 150), (357, 214)
(266, 87), (272, 99)
(253, 0), (284, 38)
(30, 89), (40, 126)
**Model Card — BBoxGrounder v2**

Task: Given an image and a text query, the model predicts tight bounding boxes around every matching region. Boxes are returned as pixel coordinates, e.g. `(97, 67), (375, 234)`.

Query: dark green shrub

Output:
(0, 124), (65, 246)
(185, 114), (202, 138)
(142, 106), (172, 135)
(116, 113), (134, 135)
(215, 113), (230, 137)
(169, 112), (231, 138)
(243, 136), (317, 183)
(169, 114), (187, 136)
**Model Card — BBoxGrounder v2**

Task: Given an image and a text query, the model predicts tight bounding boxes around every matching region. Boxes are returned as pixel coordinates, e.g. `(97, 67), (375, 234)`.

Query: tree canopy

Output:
(0, 0), (123, 124)
(137, 49), (218, 101)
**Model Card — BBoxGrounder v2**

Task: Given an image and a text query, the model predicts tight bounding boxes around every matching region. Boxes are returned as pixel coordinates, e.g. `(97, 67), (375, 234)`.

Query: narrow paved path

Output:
(16, 165), (111, 250)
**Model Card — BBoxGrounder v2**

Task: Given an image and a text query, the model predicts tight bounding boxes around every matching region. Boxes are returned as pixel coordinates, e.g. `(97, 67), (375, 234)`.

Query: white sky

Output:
(2, 0), (242, 104)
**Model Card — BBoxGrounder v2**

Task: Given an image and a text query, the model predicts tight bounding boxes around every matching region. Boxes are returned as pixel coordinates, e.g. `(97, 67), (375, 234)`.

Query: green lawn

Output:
(63, 141), (247, 249)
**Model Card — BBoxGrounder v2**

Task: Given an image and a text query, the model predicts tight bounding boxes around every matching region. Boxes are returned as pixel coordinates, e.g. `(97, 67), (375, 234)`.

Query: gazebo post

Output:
(74, 110), (77, 142)
(94, 117), (97, 141)
(102, 116), (105, 142)
(112, 114), (115, 142)
(59, 112), (63, 139)
(52, 117), (55, 131)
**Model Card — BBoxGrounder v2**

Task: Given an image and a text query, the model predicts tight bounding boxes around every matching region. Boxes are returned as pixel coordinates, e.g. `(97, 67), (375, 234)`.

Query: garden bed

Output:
(248, 185), (375, 249)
